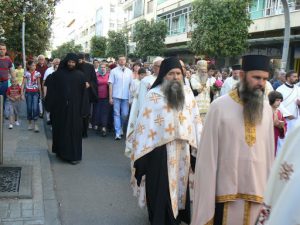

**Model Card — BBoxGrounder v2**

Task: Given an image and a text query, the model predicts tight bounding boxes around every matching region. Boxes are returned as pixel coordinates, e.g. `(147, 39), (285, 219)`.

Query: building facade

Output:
(120, 0), (300, 70)
(52, 0), (124, 54)
(249, 0), (300, 72)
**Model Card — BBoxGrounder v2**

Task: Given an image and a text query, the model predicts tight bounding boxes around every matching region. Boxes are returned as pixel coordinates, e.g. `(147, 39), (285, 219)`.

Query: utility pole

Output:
(281, 0), (291, 70)
(22, 3), (26, 68)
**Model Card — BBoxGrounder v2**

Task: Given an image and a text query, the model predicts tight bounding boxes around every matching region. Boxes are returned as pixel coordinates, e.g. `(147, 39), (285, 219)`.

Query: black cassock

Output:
(78, 62), (98, 136)
(45, 68), (85, 161)
(134, 145), (195, 225)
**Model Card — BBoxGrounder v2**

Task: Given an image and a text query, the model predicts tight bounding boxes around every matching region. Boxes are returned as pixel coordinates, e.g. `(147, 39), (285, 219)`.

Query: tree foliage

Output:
(51, 40), (82, 59)
(106, 31), (126, 59)
(133, 19), (167, 59)
(90, 36), (107, 58)
(0, 0), (59, 59)
(190, 0), (252, 57)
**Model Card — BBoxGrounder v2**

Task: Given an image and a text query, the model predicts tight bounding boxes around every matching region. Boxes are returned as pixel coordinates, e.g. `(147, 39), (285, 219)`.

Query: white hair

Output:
(153, 57), (164, 64)
(37, 55), (45, 60)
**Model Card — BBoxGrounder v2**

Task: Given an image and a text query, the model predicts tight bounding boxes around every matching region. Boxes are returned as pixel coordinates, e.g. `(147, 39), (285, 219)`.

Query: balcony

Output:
(249, 9), (300, 33)
(250, 0), (300, 19)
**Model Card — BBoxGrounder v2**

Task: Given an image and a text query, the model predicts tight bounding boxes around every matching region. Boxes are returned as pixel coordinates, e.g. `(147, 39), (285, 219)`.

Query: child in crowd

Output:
(6, 77), (22, 129)
(21, 60), (41, 132)
(15, 62), (25, 85)
(268, 91), (287, 156)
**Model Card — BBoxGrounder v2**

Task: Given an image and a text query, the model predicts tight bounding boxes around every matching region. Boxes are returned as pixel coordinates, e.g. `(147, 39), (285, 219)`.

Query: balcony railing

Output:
(250, 1), (300, 19)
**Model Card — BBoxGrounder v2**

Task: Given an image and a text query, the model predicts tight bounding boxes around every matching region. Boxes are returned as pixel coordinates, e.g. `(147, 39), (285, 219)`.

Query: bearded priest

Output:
(131, 57), (202, 225)
(192, 55), (275, 225)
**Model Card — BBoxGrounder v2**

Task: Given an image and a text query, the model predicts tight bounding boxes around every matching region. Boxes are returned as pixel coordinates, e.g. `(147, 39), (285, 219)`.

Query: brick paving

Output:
(0, 102), (60, 225)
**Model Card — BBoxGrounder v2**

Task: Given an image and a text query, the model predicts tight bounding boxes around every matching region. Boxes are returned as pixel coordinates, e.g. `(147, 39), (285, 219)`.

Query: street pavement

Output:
(46, 127), (149, 225)
(0, 101), (60, 225)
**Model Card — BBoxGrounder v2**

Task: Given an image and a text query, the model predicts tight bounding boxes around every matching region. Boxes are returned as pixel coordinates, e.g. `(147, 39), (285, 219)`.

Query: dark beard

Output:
(161, 79), (185, 111)
(67, 66), (75, 71)
(237, 81), (264, 125)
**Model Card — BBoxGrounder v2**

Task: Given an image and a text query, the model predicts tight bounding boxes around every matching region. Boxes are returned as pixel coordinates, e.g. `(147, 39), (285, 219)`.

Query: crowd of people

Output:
(1, 40), (300, 224)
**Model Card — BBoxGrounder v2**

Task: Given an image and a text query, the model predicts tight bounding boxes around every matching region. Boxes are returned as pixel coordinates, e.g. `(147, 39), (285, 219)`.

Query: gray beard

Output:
(197, 71), (208, 84)
(237, 81), (265, 125)
(161, 79), (185, 111)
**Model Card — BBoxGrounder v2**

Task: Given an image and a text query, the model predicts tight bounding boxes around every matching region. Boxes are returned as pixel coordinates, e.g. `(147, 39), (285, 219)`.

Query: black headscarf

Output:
(57, 53), (79, 70)
(151, 57), (184, 89)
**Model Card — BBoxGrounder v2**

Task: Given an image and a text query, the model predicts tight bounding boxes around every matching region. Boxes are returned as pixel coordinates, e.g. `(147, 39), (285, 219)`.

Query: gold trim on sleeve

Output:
(243, 201), (251, 225)
(222, 202), (229, 225)
(229, 89), (256, 147)
(216, 193), (263, 203)
(204, 217), (214, 225)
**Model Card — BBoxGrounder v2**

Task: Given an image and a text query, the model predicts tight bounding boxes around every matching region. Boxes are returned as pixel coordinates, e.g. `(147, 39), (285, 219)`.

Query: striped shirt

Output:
(0, 57), (13, 81)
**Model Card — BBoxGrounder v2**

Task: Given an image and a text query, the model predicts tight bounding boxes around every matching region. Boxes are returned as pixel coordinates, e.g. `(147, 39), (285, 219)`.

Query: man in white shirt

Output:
(43, 58), (60, 85)
(108, 55), (133, 140)
(220, 64), (241, 96)
(276, 70), (300, 150)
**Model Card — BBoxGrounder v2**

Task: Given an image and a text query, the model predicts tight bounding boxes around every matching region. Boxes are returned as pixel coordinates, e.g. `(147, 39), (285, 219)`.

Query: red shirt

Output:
(0, 57), (13, 81)
(36, 64), (48, 80)
(97, 72), (109, 99)
(6, 85), (21, 98)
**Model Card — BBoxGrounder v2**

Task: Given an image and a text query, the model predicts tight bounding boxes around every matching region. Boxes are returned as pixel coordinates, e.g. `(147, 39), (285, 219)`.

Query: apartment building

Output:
(249, 0), (300, 72)
(121, 0), (193, 61)
(52, 0), (124, 53)
(121, 0), (300, 70)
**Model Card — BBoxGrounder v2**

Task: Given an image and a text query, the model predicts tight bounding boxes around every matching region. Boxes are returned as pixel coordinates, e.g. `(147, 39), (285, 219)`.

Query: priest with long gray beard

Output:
(131, 57), (202, 225)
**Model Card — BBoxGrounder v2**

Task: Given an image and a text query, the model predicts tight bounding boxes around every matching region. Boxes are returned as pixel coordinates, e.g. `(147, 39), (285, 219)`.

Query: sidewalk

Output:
(0, 102), (61, 225)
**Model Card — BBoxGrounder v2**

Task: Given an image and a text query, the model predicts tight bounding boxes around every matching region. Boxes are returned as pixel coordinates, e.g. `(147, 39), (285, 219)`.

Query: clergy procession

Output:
(2, 39), (300, 224)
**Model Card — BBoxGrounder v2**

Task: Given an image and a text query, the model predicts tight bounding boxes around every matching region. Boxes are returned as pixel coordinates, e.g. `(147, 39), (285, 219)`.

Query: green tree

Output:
(106, 31), (126, 59)
(90, 36), (107, 58)
(190, 0), (252, 58)
(133, 19), (167, 59)
(51, 41), (83, 59)
(0, 0), (59, 59)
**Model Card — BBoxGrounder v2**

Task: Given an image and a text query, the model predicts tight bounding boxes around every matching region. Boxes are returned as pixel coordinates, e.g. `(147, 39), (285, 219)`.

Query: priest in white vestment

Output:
(125, 68), (147, 157)
(276, 70), (300, 153)
(190, 60), (211, 120)
(131, 57), (202, 225)
(256, 121), (300, 225)
(192, 55), (275, 225)
(276, 70), (300, 131)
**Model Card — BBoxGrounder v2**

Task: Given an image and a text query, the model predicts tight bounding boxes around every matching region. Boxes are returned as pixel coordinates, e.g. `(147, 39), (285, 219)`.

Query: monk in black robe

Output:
(78, 53), (98, 138)
(45, 53), (85, 164)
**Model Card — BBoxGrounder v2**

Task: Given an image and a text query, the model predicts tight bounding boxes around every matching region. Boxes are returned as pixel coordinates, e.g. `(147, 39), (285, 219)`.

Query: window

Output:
(110, 23), (115, 28)
(158, 6), (192, 36)
(133, 0), (144, 18)
(157, 0), (166, 5)
(147, 0), (153, 14)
